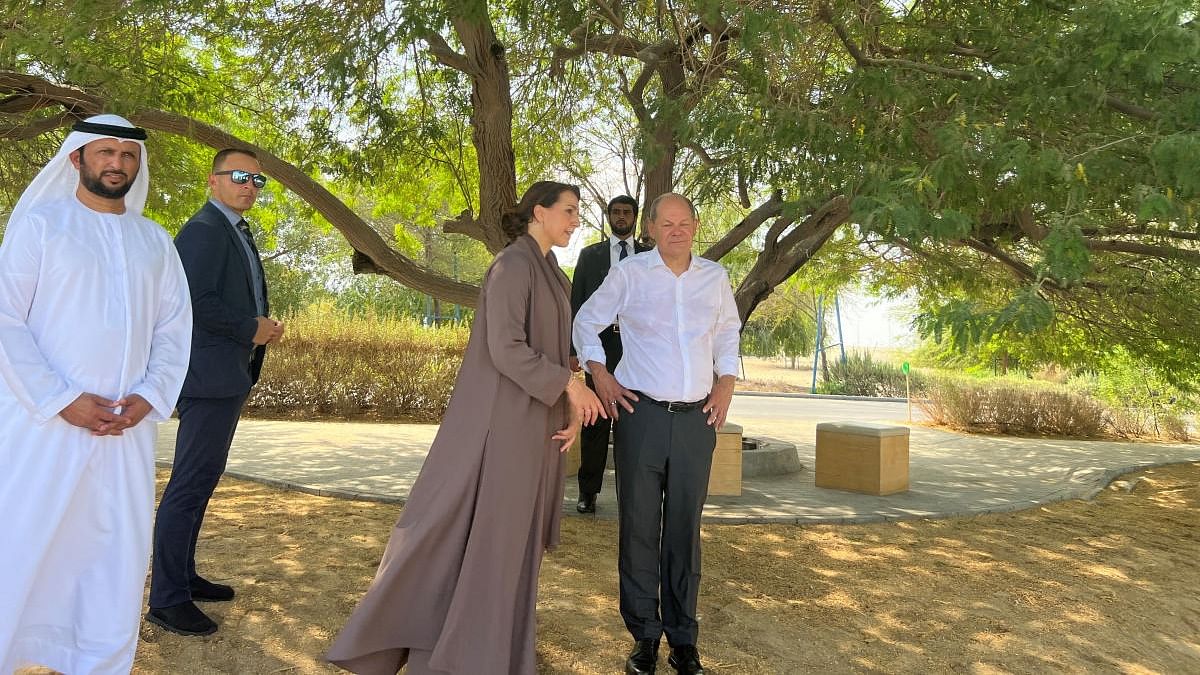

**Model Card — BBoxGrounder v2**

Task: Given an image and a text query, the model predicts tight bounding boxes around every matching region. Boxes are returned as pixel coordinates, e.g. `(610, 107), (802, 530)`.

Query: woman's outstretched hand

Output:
(552, 414), (582, 453)
(565, 377), (607, 427)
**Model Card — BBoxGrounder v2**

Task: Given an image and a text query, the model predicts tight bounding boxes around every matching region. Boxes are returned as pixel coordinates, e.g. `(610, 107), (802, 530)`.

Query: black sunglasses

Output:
(214, 169), (268, 188)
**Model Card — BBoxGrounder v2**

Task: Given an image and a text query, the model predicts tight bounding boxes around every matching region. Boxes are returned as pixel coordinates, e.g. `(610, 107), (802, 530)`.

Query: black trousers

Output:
(577, 373), (613, 496)
(613, 397), (716, 647)
(577, 330), (622, 496)
(149, 393), (247, 609)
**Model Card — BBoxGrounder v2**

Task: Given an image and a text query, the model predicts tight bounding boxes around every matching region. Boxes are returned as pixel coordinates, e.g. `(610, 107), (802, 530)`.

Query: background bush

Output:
(1068, 349), (1197, 440)
(921, 379), (1119, 439)
(247, 302), (468, 422)
(816, 350), (926, 398)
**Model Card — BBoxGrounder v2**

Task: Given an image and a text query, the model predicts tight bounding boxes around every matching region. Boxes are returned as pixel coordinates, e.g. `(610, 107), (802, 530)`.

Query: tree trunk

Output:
(451, 13), (517, 254)
(635, 60), (687, 237)
(733, 196), (851, 323)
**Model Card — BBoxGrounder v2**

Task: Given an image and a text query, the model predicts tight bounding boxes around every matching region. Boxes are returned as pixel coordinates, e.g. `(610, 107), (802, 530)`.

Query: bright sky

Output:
(836, 291), (918, 349)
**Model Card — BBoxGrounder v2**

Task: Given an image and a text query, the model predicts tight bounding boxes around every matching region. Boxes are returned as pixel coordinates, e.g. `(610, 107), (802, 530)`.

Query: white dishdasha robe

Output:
(0, 196), (192, 674)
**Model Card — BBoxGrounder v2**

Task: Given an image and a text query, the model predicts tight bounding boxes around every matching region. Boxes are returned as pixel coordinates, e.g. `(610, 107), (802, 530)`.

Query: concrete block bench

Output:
(815, 422), (910, 495)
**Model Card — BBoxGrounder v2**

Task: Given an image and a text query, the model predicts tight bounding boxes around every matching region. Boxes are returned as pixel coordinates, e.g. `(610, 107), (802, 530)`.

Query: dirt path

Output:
(134, 462), (1200, 674)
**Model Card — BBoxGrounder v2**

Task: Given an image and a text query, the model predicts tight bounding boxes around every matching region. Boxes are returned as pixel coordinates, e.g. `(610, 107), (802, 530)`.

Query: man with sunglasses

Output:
(147, 148), (284, 636)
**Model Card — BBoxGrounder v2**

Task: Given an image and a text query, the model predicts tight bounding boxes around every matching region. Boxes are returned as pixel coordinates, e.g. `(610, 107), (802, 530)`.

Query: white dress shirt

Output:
(573, 248), (742, 403)
(608, 234), (637, 268)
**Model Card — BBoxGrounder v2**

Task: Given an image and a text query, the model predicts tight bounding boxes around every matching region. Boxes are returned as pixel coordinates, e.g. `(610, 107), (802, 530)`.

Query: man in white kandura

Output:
(0, 114), (193, 674)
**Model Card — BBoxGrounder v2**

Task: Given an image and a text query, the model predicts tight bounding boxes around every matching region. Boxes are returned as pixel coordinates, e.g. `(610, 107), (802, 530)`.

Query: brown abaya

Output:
(326, 234), (574, 674)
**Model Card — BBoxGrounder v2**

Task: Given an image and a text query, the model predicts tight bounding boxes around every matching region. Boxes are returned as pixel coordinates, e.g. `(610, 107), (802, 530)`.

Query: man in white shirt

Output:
(569, 195), (649, 513)
(573, 193), (741, 675)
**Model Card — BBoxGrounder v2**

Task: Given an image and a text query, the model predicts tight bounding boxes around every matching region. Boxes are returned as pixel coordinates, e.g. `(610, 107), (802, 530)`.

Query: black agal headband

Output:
(71, 120), (148, 141)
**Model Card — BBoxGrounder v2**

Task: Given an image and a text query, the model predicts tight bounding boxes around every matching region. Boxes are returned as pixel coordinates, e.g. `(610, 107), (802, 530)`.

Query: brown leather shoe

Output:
(625, 638), (660, 674)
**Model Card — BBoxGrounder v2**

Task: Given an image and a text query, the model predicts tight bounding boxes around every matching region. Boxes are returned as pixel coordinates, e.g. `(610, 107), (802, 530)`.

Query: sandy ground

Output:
(127, 461), (1200, 674)
(737, 356), (814, 393)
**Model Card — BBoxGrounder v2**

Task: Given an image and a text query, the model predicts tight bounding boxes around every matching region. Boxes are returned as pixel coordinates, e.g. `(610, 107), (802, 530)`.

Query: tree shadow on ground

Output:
(135, 463), (1200, 674)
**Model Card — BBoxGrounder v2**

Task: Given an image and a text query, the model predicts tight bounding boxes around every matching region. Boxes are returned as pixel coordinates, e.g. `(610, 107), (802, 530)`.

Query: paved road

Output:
(154, 394), (1200, 524)
(732, 394), (918, 423)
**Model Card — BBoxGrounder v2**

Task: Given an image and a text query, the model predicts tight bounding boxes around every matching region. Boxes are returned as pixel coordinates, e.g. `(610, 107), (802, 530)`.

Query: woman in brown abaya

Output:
(326, 181), (605, 674)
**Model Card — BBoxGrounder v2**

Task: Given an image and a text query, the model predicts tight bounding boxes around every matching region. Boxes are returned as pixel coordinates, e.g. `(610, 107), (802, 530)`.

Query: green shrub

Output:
(247, 302), (468, 422)
(1070, 350), (1197, 439)
(816, 351), (926, 398)
(920, 379), (1108, 438)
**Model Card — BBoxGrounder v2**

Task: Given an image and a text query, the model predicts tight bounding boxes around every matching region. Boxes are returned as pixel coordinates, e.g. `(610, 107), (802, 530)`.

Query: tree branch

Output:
(820, 6), (978, 81)
(0, 110), (75, 139)
(1085, 239), (1200, 263)
(1081, 226), (1200, 242)
(423, 31), (482, 78)
(959, 237), (1107, 292)
(1103, 94), (1156, 121)
(0, 71), (482, 306)
(685, 143), (733, 167)
(820, 5), (1161, 123)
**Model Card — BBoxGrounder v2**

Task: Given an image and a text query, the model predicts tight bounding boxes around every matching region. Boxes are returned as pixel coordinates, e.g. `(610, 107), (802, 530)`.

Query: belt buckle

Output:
(666, 400), (679, 413)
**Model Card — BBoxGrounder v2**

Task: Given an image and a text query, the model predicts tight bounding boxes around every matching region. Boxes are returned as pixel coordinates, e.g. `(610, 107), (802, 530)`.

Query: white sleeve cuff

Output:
(35, 386), (85, 426)
(578, 348), (608, 374)
(129, 385), (173, 422)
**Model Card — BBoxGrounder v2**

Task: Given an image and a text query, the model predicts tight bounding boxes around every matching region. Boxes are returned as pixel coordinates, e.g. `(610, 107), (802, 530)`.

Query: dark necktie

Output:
(618, 239), (629, 261)
(238, 219), (259, 256)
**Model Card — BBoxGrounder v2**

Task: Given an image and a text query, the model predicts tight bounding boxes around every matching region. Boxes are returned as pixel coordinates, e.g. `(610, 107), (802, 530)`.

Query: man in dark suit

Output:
(146, 148), (284, 636)
(570, 195), (650, 513)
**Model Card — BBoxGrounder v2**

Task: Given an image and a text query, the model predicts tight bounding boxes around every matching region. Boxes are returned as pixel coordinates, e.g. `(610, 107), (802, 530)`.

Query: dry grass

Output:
(921, 379), (1111, 438)
(736, 356), (814, 393)
(248, 303), (468, 422)
(132, 462), (1200, 673)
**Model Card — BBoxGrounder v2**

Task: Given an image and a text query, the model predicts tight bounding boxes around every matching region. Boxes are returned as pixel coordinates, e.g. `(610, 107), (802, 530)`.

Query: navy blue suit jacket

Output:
(175, 200), (269, 399)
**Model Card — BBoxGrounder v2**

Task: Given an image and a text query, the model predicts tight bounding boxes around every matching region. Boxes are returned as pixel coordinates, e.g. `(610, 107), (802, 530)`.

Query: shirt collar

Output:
(647, 247), (699, 272)
(609, 233), (635, 249)
(209, 197), (243, 227)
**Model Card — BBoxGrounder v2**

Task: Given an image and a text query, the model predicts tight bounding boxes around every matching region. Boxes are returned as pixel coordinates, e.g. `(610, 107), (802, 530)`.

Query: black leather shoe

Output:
(625, 638), (659, 674)
(190, 576), (235, 602)
(668, 644), (704, 674)
(576, 493), (597, 514)
(146, 601), (217, 636)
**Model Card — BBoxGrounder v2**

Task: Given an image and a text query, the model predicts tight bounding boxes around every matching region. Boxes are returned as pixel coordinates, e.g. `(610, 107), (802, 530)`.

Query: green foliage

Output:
(4, 0), (1200, 386)
(1039, 216), (1091, 286)
(1070, 348), (1197, 438)
(738, 277), (817, 364)
(1150, 133), (1200, 200)
(817, 351), (925, 398)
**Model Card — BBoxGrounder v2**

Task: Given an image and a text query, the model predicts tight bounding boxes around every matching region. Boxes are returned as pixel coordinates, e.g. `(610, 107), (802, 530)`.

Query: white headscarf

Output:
(8, 114), (150, 226)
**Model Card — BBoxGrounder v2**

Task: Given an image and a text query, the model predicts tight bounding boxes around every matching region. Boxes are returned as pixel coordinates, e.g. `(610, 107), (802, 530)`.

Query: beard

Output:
(610, 220), (636, 238)
(79, 161), (135, 200)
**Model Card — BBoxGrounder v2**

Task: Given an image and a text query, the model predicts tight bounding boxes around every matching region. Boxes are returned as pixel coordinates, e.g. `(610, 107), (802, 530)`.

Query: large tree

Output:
(3, 0), (1199, 376)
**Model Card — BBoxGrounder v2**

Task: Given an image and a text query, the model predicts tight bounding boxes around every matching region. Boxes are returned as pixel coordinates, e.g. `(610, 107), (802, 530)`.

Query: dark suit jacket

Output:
(175, 200), (269, 399)
(570, 236), (650, 368)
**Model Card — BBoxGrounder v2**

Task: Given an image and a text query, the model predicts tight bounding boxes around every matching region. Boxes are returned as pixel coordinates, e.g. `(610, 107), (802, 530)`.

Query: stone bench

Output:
(563, 422), (744, 497)
(815, 422), (910, 496)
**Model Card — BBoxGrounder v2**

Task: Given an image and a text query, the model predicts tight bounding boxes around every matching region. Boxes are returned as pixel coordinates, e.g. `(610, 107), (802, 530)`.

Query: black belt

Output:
(634, 391), (705, 413)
